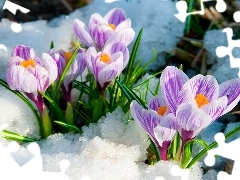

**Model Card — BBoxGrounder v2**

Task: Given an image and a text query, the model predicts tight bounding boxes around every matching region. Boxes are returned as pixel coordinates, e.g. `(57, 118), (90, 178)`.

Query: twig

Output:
(60, 0), (73, 12)
(191, 48), (204, 68)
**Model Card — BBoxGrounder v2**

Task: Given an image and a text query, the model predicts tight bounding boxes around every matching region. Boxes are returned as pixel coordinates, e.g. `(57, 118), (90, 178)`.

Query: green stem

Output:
(185, 0), (194, 33)
(41, 105), (52, 138)
(186, 125), (240, 168)
(150, 138), (160, 161)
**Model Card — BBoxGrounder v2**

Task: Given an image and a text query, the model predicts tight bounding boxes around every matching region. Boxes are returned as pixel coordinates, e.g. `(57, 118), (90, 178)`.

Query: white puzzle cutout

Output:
(1, 0), (29, 33)
(2, 0), (30, 15)
(175, 0), (227, 22)
(233, 11), (240, 23)
(0, 125), (71, 180)
(215, 28), (240, 76)
(204, 132), (240, 180)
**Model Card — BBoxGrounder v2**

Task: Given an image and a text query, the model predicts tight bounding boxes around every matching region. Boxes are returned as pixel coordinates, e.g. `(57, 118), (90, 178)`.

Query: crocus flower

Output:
(6, 45), (58, 114)
(73, 8), (135, 50)
(48, 48), (86, 102)
(86, 41), (129, 95)
(176, 103), (212, 145)
(160, 66), (240, 142)
(130, 99), (176, 160)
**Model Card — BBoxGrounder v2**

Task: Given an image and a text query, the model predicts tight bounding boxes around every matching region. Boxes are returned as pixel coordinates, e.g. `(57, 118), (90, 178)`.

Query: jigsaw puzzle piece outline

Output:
(204, 132), (240, 180)
(215, 28), (240, 76)
(2, 0), (30, 15)
(174, 0), (227, 22)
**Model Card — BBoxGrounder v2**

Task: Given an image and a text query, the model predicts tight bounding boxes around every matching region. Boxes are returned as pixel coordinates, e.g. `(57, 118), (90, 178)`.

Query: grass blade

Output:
(124, 28), (143, 84)
(73, 80), (99, 98)
(0, 130), (36, 143)
(54, 121), (82, 133)
(116, 80), (146, 109)
(38, 91), (65, 122)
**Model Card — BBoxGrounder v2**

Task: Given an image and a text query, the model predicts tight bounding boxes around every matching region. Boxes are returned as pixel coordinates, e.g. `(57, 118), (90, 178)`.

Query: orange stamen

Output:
(157, 106), (167, 116)
(20, 59), (35, 68)
(100, 53), (111, 63)
(194, 94), (209, 108)
(64, 52), (73, 62)
(108, 24), (116, 30)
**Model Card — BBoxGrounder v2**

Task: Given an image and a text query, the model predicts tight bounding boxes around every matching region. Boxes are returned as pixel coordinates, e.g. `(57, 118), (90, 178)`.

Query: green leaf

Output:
(38, 91), (66, 123)
(115, 80), (132, 102)
(0, 79), (43, 138)
(0, 130), (36, 143)
(54, 121), (82, 133)
(168, 132), (181, 159)
(124, 28), (143, 84)
(182, 138), (209, 168)
(116, 80), (147, 109)
(53, 46), (80, 101)
(127, 49), (157, 87)
(119, 82), (147, 109)
(92, 96), (104, 123)
(150, 138), (160, 162)
(185, 0), (194, 33)
(73, 80), (99, 98)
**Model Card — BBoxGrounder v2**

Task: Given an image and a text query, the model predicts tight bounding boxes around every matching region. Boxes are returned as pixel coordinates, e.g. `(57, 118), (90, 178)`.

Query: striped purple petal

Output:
(97, 52), (123, 87)
(115, 19), (131, 31)
(104, 8), (126, 26)
(89, 13), (107, 27)
(73, 19), (95, 47)
(130, 100), (162, 145)
(105, 28), (135, 47)
(90, 24), (114, 50)
(178, 75), (219, 106)
(201, 96), (228, 122)
(47, 49), (66, 78)
(86, 47), (97, 74)
(160, 66), (189, 114)
(154, 113), (176, 146)
(41, 53), (58, 87)
(148, 95), (170, 115)
(63, 52), (86, 91)
(11, 45), (41, 63)
(219, 78), (240, 114)
(7, 59), (38, 93)
(103, 41), (129, 67)
(176, 103), (212, 140)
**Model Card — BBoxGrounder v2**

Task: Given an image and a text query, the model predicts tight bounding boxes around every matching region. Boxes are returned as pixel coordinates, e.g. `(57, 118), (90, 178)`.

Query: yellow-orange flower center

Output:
(108, 23), (116, 30)
(194, 94), (209, 108)
(20, 59), (35, 68)
(157, 106), (167, 116)
(64, 52), (73, 62)
(100, 53), (111, 63)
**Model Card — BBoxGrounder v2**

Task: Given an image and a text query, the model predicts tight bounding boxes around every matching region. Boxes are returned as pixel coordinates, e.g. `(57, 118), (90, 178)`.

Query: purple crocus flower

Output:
(48, 48), (86, 102)
(130, 100), (176, 160)
(6, 45), (58, 114)
(160, 66), (240, 143)
(176, 103), (212, 145)
(86, 41), (129, 95)
(73, 8), (135, 50)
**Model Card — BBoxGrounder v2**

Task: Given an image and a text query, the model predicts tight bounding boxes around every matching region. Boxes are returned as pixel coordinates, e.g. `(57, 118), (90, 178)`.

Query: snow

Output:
(0, 107), (202, 180)
(0, 86), (40, 139)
